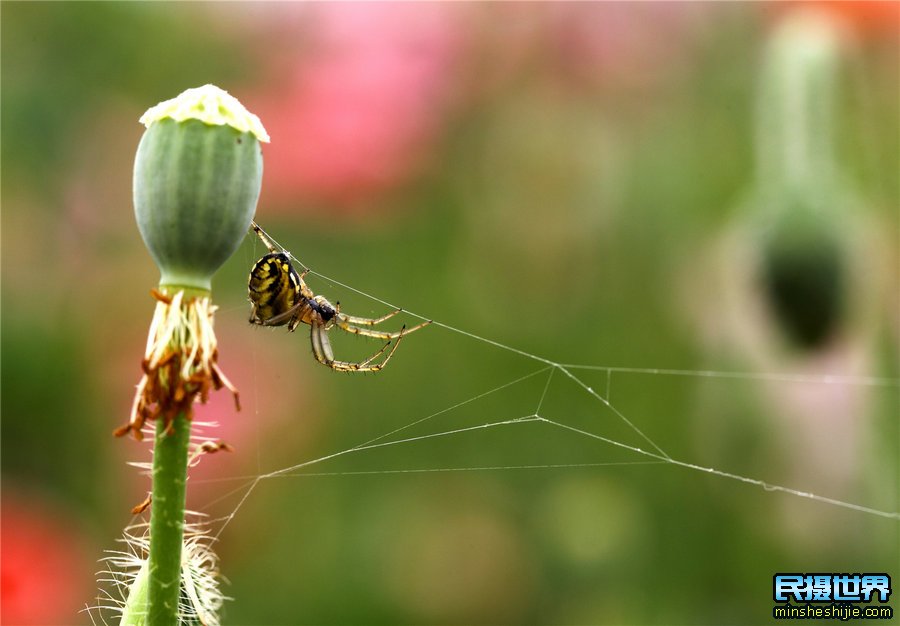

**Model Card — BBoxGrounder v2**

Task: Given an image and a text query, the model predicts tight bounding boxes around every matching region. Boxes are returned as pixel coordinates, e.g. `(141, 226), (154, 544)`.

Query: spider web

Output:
(180, 226), (898, 621)
(199, 228), (898, 523)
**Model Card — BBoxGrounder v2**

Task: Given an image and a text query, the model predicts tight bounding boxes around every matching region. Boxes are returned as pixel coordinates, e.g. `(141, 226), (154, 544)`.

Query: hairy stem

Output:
(147, 413), (191, 625)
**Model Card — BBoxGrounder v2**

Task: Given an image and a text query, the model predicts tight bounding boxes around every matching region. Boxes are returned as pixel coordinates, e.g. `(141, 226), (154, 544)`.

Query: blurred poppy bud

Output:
(754, 11), (852, 349)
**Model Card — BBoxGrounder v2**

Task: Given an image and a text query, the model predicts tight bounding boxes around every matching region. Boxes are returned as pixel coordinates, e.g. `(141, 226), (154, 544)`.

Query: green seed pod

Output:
(134, 85), (269, 292)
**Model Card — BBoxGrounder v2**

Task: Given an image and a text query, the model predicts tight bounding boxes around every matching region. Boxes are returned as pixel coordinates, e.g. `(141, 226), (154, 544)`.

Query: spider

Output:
(247, 222), (431, 372)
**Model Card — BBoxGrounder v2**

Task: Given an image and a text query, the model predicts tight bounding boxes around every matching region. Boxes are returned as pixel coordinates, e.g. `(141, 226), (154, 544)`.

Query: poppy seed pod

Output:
(134, 85), (268, 292)
(113, 85), (265, 624)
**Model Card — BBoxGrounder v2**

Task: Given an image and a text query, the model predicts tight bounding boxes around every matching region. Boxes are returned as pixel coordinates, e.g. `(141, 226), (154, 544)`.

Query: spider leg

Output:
(250, 221), (281, 255)
(256, 300), (307, 329)
(248, 301), (261, 325)
(334, 316), (431, 340)
(310, 321), (333, 362)
(310, 322), (404, 372)
(337, 309), (403, 326)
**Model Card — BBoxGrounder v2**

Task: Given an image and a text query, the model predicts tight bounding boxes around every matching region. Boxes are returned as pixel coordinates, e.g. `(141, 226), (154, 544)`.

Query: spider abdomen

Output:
(248, 252), (302, 327)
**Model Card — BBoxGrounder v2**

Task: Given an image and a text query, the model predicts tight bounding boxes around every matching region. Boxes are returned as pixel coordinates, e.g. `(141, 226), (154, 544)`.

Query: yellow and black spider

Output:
(248, 222), (431, 372)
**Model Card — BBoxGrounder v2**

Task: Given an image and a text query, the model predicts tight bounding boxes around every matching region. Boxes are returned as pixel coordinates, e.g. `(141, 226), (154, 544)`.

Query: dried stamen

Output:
(115, 290), (240, 441)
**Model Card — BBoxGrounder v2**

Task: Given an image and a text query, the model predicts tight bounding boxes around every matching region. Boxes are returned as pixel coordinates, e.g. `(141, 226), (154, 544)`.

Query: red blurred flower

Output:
(251, 3), (468, 214)
(1, 495), (91, 625)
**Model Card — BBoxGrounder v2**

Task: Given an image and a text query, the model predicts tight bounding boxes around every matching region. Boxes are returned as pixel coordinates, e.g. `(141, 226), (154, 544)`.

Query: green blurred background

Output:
(2, 2), (898, 624)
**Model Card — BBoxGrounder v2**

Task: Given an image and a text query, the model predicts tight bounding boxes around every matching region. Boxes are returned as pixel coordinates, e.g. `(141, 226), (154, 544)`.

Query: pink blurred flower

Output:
(251, 3), (468, 214)
(468, 2), (704, 96)
(106, 316), (322, 509)
(549, 2), (701, 90)
(184, 317), (324, 498)
(1, 495), (91, 625)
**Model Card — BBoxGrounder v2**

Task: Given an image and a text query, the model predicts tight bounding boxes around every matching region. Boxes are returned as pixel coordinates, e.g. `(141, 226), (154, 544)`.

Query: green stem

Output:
(147, 413), (191, 625)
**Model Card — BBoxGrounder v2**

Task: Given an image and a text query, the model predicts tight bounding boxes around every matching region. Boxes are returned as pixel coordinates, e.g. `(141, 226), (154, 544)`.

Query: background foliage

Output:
(2, 3), (898, 624)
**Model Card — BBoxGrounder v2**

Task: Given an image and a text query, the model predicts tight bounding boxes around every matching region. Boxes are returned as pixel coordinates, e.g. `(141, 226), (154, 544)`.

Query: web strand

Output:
(560, 364), (900, 388)
(537, 417), (900, 520)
